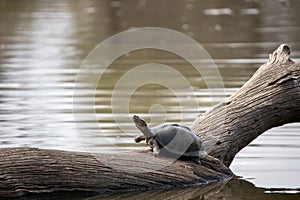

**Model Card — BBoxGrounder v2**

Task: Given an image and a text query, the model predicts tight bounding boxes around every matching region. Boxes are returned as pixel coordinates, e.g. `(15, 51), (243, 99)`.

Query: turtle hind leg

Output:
(192, 157), (201, 165)
(192, 150), (206, 164)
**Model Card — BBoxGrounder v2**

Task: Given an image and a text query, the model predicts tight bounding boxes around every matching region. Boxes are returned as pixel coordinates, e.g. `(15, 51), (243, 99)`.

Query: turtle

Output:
(133, 115), (206, 164)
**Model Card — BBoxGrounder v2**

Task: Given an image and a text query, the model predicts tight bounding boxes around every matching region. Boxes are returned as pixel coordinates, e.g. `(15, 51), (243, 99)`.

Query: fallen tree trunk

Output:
(0, 148), (232, 198)
(0, 44), (299, 198)
(192, 44), (300, 166)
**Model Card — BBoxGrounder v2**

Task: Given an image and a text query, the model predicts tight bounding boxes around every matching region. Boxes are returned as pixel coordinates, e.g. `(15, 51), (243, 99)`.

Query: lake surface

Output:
(1, 0), (300, 199)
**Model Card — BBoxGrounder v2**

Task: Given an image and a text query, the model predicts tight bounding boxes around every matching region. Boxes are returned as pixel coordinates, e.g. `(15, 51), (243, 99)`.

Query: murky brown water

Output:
(1, 0), (300, 199)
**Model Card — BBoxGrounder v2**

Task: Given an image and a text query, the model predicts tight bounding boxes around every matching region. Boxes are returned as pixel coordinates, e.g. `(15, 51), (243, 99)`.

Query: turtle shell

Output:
(151, 124), (203, 157)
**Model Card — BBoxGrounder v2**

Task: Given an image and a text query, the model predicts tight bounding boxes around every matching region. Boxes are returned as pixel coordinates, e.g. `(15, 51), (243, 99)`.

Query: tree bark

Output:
(0, 44), (299, 198)
(192, 44), (300, 166)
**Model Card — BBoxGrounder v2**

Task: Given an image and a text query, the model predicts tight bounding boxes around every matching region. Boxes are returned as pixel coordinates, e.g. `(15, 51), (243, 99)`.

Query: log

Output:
(0, 44), (299, 198)
(0, 148), (232, 198)
(192, 44), (300, 166)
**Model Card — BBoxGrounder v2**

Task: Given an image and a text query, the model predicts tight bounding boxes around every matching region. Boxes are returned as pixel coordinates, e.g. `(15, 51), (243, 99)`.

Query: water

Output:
(1, 0), (300, 199)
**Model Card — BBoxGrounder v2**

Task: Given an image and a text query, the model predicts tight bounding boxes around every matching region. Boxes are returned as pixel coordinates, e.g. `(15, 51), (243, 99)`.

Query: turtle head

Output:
(133, 115), (153, 138)
(133, 115), (147, 128)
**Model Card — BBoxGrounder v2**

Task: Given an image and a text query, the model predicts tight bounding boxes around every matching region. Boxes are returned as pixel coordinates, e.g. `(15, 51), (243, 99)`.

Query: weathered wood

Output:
(0, 44), (299, 198)
(192, 44), (300, 166)
(0, 147), (232, 198)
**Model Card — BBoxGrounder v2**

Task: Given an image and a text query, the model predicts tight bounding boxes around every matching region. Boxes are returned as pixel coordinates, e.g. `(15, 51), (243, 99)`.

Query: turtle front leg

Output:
(134, 135), (146, 143)
(152, 140), (160, 157)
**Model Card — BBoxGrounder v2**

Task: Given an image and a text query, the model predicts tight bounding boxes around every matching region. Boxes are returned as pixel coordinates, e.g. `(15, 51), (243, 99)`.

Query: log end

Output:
(268, 44), (292, 64)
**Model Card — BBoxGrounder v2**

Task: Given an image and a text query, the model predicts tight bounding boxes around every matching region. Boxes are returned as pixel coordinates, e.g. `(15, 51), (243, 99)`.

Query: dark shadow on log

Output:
(1, 44), (299, 198)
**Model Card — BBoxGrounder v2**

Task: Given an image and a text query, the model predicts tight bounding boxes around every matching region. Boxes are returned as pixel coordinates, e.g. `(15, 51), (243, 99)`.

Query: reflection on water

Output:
(0, 0), (300, 197)
(20, 178), (300, 200)
(86, 178), (300, 200)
